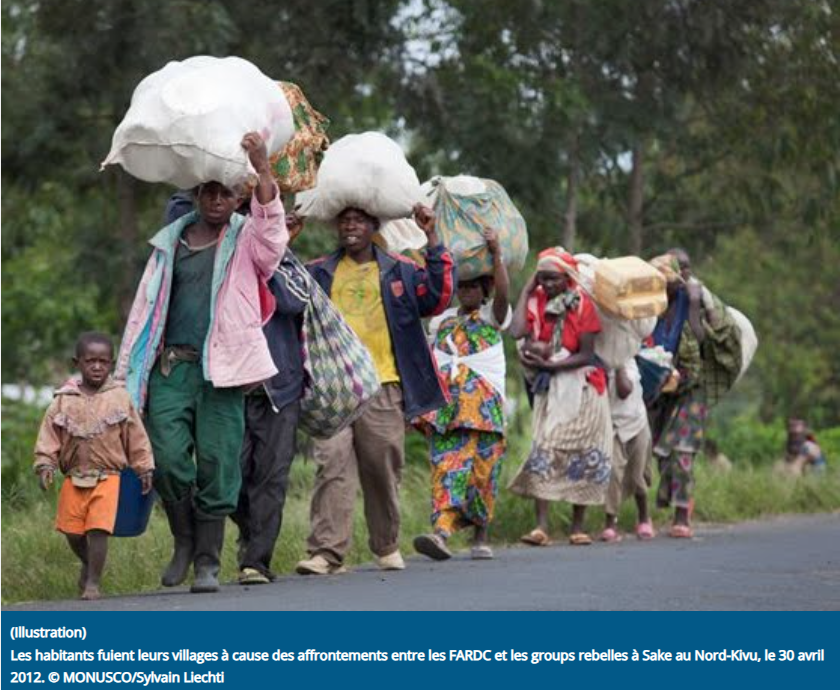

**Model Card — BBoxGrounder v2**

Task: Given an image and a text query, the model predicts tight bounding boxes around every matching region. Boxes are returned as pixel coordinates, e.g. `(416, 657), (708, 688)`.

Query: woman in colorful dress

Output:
(647, 252), (707, 538)
(508, 248), (612, 546)
(413, 229), (511, 561)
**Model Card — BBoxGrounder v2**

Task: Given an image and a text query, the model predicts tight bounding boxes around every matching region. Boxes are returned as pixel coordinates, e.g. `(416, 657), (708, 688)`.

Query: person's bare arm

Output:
(242, 132), (274, 205)
(484, 228), (510, 325)
(509, 273), (538, 340)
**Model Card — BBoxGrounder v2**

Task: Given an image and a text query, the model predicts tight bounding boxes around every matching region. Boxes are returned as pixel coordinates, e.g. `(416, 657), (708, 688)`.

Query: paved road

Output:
(5, 514), (839, 611)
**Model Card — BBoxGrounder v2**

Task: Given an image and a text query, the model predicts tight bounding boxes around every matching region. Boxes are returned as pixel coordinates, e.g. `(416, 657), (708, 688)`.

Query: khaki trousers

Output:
(605, 424), (653, 516)
(306, 384), (405, 565)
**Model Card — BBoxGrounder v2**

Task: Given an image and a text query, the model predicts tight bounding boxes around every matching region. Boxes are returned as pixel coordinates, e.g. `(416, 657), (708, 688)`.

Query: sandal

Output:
(520, 528), (552, 547)
(635, 520), (656, 541)
(470, 544), (494, 560)
(413, 533), (453, 561)
(599, 527), (622, 543)
(669, 524), (694, 539)
(569, 532), (593, 546)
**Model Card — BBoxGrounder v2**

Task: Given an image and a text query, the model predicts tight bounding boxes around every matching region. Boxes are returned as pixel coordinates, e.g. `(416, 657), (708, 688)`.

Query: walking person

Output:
(508, 248), (612, 546)
(35, 332), (154, 600)
(231, 211), (308, 585)
(647, 253), (706, 538)
(601, 357), (655, 542)
(295, 203), (455, 575)
(413, 228), (511, 561)
(118, 133), (288, 593)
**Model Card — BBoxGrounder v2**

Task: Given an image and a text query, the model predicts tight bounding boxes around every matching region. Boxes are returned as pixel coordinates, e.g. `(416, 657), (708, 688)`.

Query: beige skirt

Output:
(508, 384), (613, 505)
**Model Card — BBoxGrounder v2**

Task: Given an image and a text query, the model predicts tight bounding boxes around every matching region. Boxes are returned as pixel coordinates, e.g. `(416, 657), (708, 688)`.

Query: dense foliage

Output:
(3, 0), (838, 425)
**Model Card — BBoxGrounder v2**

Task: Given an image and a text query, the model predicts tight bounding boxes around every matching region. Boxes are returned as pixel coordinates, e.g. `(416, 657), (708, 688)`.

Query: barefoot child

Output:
(34, 332), (154, 600)
(413, 228), (511, 561)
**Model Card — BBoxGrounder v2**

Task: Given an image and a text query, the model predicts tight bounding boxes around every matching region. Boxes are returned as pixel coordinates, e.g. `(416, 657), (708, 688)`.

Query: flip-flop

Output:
(413, 533), (453, 561)
(520, 528), (552, 546)
(669, 524), (694, 539)
(599, 527), (622, 543)
(569, 532), (593, 546)
(635, 520), (656, 540)
(470, 545), (494, 560)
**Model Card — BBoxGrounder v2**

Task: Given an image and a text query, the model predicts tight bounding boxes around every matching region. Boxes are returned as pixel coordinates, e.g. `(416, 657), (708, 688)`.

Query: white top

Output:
(608, 357), (649, 442)
(428, 303), (512, 400)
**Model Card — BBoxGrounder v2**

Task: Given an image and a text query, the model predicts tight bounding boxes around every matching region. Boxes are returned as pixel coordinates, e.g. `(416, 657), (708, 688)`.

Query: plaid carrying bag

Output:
(278, 256), (381, 438)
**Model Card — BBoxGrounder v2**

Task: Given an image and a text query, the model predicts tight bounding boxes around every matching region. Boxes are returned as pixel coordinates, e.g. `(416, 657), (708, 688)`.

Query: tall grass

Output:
(3, 436), (839, 604)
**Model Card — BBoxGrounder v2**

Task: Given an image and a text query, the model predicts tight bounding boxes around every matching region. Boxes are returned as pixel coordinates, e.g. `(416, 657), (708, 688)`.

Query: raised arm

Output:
(484, 228), (510, 326)
(240, 132), (288, 278)
(411, 204), (456, 317)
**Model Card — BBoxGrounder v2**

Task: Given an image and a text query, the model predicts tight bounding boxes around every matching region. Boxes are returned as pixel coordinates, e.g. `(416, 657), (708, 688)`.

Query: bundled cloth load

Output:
(593, 256), (668, 320)
(379, 175), (529, 279)
(295, 132), (422, 221)
(271, 81), (330, 193)
(430, 175), (528, 280)
(101, 56), (295, 189)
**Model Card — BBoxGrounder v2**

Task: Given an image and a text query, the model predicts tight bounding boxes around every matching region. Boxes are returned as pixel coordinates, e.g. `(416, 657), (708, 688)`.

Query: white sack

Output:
(102, 56), (294, 189)
(728, 307), (758, 382)
(296, 132), (422, 221)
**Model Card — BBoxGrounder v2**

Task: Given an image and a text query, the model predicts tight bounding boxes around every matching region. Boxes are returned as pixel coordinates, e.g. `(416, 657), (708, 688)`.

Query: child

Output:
(601, 358), (655, 542)
(34, 332), (154, 600)
(413, 228), (511, 561)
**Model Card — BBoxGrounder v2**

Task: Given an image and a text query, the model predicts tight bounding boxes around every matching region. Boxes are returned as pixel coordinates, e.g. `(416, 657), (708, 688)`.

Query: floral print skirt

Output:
(429, 429), (506, 536)
(508, 385), (613, 505)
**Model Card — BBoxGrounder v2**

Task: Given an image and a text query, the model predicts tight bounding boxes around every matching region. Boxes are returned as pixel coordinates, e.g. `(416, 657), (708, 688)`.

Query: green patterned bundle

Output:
(432, 177), (528, 280)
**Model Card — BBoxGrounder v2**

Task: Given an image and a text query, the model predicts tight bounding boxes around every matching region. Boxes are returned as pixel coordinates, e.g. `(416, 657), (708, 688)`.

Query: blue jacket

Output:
(262, 252), (307, 411)
(307, 244), (456, 420)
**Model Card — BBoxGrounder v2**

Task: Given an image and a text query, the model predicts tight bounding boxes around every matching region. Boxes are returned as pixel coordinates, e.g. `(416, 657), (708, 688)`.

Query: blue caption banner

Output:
(2, 613), (834, 689)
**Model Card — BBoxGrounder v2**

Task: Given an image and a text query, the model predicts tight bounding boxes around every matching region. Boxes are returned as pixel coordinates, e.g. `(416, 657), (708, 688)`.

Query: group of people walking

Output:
(34, 133), (731, 599)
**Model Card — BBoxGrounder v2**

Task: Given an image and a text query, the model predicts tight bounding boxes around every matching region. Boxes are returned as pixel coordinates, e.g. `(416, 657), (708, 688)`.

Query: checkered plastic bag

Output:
(278, 256), (381, 438)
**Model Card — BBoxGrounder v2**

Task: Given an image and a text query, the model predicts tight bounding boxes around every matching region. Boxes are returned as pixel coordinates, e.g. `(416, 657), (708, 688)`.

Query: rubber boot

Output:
(190, 512), (225, 594)
(160, 496), (194, 587)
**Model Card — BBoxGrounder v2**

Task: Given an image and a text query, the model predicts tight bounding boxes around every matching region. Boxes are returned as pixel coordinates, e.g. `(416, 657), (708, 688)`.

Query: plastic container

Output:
(112, 469), (157, 538)
(594, 257), (667, 320)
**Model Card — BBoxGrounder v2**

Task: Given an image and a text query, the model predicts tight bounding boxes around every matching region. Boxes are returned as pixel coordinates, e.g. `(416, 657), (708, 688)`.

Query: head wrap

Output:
(536, 247), (578, 276)
(650, 253), (684, 284)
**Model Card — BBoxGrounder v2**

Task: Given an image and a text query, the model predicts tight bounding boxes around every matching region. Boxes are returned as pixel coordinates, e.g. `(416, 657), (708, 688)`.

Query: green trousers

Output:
(146, 361), (244, 515)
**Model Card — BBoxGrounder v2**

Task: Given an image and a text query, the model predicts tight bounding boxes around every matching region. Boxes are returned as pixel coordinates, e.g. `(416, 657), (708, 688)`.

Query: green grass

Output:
(2, 426), (839, 604)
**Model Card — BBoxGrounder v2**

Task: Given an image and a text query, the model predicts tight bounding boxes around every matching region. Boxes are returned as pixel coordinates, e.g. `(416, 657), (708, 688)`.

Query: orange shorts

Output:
(55, 474), (120, 535)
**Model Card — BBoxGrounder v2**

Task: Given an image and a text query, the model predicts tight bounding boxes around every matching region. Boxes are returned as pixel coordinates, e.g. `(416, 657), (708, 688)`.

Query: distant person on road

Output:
(508, 248), (612, 547)
(34, 332), (154, 600)
(783, 418), (826, 475)
(413, 228), (511, 562)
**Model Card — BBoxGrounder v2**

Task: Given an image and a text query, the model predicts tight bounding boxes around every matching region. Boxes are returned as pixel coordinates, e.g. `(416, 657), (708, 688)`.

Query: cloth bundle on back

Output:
(101, 56), (295, 189)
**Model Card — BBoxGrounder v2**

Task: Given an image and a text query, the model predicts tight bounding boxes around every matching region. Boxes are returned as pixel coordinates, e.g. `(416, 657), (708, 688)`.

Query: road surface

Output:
(5, 513), (838, 611)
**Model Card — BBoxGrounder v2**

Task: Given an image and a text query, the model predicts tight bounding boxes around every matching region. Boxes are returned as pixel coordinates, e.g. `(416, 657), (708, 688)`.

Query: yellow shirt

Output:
(332, 256), (400, 384)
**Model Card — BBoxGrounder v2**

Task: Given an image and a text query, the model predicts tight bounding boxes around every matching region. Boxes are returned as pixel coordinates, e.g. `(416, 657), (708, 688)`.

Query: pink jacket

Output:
(116, 190), (288, 408)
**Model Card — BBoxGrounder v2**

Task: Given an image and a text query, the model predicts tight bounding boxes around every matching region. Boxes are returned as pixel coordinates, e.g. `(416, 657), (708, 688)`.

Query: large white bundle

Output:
(101, 56), (294, 189)
(728, 307), (758, 382)
(576, 254), (656, 369)
(295, 132), (422, 221)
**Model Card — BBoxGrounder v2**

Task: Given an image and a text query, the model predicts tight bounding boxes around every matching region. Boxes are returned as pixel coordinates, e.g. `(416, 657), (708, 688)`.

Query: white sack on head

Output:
(295, 132), (422, 221)
(101, 56), (294, 189)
